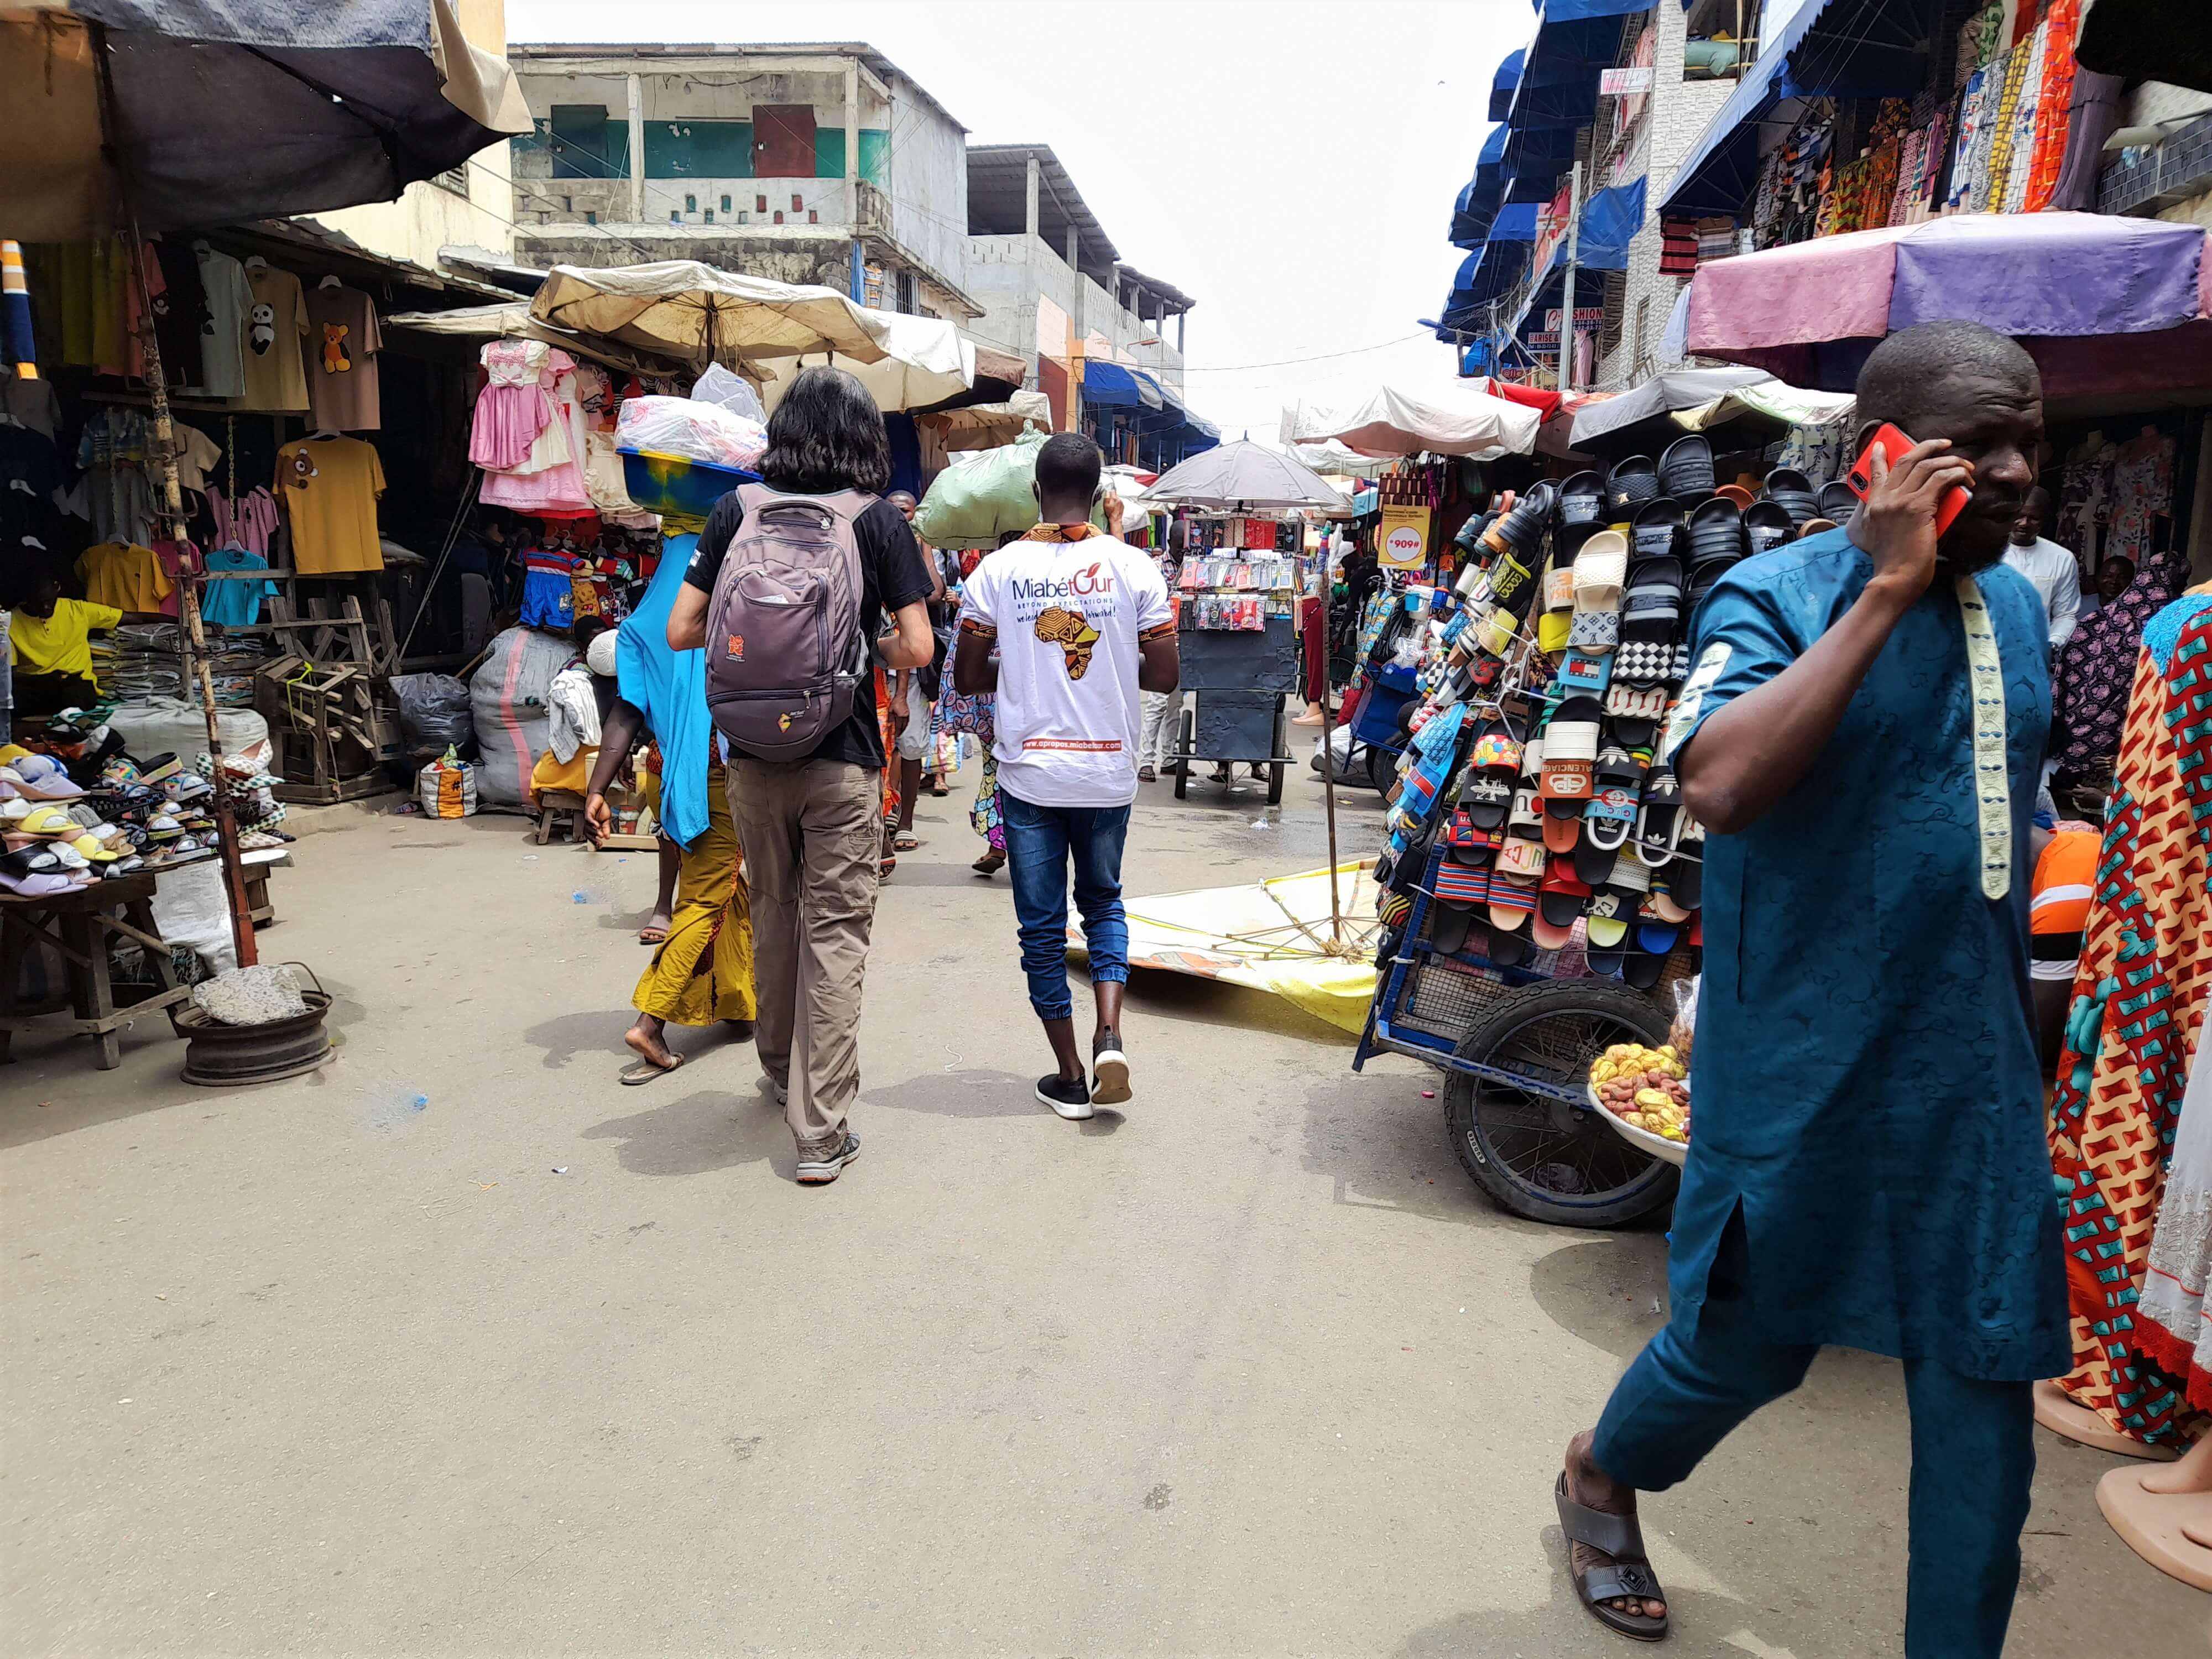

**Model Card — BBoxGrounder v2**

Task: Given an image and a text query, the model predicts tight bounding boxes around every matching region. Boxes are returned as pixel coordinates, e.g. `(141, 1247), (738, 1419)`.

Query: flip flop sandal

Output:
(1540, 697), (1602, 812)
(1713, 482), (1756, 510)
(1636, 766), (1683, 864)
(1605, 455), (1659, 514)
(1459, 771), (1514, 831)
(1537, 866), (1592, 933)
(1506, 785), (1546, 840)
(1816, 478), (1859, 519)
(1604, 681), (1671, 750)
(1487, 873), (1538, 935)
(1648, 879), (1693, 924)
(1658, 434), (1716, 502)
(1558, 469), (1606, 532)
(620, 1052), (687, 1086)
(1473, 606), (1519, 659)
(1583, 894), (1633, 977)
(1743, 499), (1796, 557)
(1624, 923), (1679, 991)
(1630, 498), (1683, 562)
(1797, 516), (1839, 538)
(1497, 834), (1548, 882)
(1551, 640), (1604, 692)
(1762, 466), (1819, 526)
(1486, 922), (1534, 968)
(893, 833), (921, 852)
(1620, 555), (1686, 644)
(1543, 809), (1582, 856)
(1485, 479), (1556, 555)
(1671, 818), (1705, 909)
(1427, 900), (1475, 957)
(638, 924), (671, 946)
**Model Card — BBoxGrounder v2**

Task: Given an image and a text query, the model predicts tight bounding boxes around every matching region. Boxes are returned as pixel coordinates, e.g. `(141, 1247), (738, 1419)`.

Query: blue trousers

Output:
(1592, 1226), (2034, 1659)
(999, 789), (1130, 1022)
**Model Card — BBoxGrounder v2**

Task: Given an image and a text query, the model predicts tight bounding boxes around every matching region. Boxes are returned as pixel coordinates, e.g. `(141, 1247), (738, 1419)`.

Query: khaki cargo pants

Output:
(726, 757), (883, 1156)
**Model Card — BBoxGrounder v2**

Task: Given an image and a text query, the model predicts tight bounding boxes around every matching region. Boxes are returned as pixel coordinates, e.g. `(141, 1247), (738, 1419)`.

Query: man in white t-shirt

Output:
(1999, 487), (2081, 649)
(954, 433), (1179, 1119)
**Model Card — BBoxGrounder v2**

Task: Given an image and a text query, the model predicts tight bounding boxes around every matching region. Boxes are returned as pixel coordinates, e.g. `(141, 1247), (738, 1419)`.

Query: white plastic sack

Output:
(109, 700), (268, 767)
(615, 395), (766, 471)
(468, 627), (575, 810)
(149, 857), (237, 976)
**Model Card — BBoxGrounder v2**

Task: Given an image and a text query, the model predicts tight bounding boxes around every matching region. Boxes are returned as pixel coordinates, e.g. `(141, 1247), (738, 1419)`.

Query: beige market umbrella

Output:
(530, 261), (975, 410)
(1281, 373), (1541, 460)
(383, 301), (688, 378)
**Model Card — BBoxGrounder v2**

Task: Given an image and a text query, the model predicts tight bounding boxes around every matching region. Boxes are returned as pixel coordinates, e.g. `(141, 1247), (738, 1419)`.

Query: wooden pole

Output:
(95, 27), (257, 969)
(1319, 534), (1343, 950)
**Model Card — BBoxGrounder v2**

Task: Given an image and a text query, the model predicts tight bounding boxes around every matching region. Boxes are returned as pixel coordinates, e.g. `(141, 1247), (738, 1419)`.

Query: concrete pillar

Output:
(844, 60), (862, 301)
(1025, 153), (1040, 241)
(1067, 226), (1083, 342)
(624, 73), (645, 224)
(1177, 310), (1185, 353)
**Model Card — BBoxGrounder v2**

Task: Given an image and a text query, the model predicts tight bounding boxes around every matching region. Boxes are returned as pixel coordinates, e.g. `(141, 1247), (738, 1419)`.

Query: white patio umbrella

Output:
(529, 261), (974, 410)
(1144, 440), (1349, 512)
(1281, 374), (1541, 460)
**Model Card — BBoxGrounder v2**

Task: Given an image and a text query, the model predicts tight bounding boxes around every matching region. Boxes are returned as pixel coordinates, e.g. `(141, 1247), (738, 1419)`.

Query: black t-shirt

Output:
(684, 491), (932, 770)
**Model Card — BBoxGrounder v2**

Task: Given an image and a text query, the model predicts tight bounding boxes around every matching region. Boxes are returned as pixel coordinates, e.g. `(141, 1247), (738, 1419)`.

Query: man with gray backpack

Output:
(667, 367), (935, 1185)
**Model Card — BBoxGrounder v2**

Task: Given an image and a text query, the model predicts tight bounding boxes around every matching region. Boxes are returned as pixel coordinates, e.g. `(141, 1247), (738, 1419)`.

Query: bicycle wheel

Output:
(1442, 979), (1677, 1228)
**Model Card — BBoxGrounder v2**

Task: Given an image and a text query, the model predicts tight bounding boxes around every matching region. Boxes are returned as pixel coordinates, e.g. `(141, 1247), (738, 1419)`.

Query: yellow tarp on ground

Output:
(1068, 863), (1383, 1035)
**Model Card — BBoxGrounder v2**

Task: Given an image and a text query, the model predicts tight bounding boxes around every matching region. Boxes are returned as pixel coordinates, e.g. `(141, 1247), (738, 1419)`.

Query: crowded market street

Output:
(1, 777), (2203, 1657)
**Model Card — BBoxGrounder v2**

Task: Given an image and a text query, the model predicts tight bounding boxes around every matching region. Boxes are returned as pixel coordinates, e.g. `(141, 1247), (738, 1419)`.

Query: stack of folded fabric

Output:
(102, 623), (185, 704)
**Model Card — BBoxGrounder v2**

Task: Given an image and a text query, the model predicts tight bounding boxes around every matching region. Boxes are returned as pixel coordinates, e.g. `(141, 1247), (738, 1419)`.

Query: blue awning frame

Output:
(1081, 359), (1219, 466)
(1510, 177), (1647, 341)
(1660, 0), (1938, 220)
(1488, 50), (1524, 122)
(1449, 125), (1511, 248)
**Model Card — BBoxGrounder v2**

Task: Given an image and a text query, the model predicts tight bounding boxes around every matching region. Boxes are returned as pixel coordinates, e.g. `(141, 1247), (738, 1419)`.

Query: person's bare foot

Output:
(1564, 1431), (1665, 1621)
(624, 1018), (678, 1072)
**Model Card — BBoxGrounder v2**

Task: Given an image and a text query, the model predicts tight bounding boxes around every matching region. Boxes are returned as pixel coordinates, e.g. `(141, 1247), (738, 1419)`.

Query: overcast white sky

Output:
(510, 0), (1531, 445)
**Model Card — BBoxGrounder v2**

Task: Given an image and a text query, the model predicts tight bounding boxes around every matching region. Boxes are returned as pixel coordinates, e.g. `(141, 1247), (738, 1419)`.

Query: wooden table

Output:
(0, 873), (191, 1068)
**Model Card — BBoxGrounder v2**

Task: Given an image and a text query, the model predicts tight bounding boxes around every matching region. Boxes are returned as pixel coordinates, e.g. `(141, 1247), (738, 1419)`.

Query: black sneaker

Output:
(1035, 1073), (1094, 1120)
(795, 1131), (860, 1184)
(1091, 1031), (1131, 1106)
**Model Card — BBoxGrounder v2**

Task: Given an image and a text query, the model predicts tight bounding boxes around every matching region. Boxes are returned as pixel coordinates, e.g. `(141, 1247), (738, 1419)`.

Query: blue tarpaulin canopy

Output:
(1436, 202), (1543, 336)
(1662, 0), (1935, 218)
(1489, 50), (1524, 121)
(1449, 126), (1511, 247)
(1513, 178), (1647, 337)
(1082, 359), (1218, 466)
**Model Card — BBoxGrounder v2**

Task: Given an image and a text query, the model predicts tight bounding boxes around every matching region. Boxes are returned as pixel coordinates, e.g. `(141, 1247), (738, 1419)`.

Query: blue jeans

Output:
(999, 790), (1130, 1022)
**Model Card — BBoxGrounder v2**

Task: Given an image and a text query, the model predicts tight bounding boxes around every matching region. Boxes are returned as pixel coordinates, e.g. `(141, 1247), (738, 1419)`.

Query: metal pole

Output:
(1561, 158), (1583, 393)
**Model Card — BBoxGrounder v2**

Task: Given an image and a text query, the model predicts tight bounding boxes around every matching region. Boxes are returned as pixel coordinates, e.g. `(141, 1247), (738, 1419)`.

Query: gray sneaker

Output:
(795, 1132), (860, 1185)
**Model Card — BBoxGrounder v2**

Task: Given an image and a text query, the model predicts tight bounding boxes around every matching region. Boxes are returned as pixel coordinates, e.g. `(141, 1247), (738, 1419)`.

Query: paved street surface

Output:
(3, 764), (2204, 1657)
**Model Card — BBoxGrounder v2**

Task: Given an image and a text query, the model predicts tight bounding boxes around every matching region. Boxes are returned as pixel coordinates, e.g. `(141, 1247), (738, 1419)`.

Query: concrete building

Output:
(963, 144), (1194, 431)
(503, 41), (980, 323)
(306, 0), (518, 274)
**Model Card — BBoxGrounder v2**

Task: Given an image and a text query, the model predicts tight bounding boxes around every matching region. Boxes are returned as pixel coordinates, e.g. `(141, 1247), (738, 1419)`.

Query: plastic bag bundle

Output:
(388, 672), (475, 754)
(468, 627), (573, 808)
(190, 964), (308, 1026)
(616, 395), (765, 471)
(912, 427), (1049, 547)
(691, 363), (768, 425)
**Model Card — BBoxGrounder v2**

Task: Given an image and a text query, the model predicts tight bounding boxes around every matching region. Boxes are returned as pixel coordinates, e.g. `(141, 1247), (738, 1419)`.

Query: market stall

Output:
(1142, 442), (1347, 802)
(1348, 432), (1851, 1228)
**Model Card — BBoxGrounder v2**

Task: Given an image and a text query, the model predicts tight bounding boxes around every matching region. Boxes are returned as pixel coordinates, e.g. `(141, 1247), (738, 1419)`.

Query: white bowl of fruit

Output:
(1587, 1043), (1691, 1167)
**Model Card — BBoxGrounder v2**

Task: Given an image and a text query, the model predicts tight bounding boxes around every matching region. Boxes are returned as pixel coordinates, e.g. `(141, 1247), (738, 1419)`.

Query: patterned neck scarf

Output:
(1955, 570), (2011, 900)
(1024, 522), (1098, 543)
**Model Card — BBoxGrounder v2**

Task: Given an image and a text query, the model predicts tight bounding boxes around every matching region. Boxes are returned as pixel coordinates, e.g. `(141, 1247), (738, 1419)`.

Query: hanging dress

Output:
(469, 338), (552, 471)
(2048, 589), (2212, 1446)
(479, 347), (592, 514)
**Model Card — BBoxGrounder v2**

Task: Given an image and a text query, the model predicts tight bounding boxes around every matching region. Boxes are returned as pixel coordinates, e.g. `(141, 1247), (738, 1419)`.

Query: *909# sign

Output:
(1378, 505), (1431, 570)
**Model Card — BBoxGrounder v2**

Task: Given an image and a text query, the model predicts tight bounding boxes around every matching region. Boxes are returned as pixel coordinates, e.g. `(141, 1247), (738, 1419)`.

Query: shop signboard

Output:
(1599, 67), (1653, 95)
(1545, 307), (1605, 331)
(1378, 505), (1432, 571)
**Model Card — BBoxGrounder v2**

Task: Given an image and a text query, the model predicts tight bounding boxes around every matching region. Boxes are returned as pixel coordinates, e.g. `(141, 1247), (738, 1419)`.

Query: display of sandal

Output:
(1761, 466), (1819, 526)
(1743, 499), (1797, 557)
(1657, 434), (1715, 503)
(1605, 455), (1659, 513)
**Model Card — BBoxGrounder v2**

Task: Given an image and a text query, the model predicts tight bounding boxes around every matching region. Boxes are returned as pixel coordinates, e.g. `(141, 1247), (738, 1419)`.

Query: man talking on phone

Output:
(1550, 320), (2064, 1658)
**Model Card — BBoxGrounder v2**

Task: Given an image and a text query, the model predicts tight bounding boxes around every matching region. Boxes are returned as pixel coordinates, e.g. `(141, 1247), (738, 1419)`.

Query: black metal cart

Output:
(1168, 613), (1299, 805)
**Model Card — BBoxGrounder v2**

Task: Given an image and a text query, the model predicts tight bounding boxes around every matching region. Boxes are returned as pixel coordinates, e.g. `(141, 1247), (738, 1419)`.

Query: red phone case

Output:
(1845, 423), (1970, 537)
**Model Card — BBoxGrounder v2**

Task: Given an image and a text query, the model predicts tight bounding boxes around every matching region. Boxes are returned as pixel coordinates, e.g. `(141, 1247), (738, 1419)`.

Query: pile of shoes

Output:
(1370, 450), (1856, 989)
(1, 749), (147, 891)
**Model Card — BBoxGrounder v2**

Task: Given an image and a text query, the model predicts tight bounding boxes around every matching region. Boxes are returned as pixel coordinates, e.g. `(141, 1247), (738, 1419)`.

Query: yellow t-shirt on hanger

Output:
(77, 542), (171, 614)
(277, 436), (386, 573)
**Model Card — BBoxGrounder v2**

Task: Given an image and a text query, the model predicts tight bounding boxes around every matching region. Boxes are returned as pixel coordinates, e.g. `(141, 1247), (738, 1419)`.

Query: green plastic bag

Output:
(914, 427), (1047, 548)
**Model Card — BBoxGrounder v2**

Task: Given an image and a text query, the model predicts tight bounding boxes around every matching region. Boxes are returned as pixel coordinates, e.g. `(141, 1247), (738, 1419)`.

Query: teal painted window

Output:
(547, 105), (628, 180)
(811, 129), (890, 181)
(644, 119), (754, 179)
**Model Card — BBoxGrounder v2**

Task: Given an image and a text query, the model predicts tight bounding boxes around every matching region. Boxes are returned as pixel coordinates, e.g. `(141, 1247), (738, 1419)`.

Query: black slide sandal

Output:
(1555, 1472), (1669, 1641)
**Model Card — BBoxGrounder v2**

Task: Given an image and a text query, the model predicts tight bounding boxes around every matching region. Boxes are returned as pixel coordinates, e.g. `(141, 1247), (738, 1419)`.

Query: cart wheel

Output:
(1173, 709), (1193, 800)
(1442, 979), (1677, 1228)
(1365, 742), (1396, 797)
(1267, 705), (1286, 805)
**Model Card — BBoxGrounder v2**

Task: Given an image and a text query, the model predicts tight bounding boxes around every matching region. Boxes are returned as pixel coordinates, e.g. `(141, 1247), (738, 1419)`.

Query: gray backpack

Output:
(703, 484), (870, 760)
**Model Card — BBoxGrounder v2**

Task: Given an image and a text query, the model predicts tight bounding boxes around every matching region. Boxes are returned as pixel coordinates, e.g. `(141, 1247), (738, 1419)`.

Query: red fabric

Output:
(1300, 596), (1326, 703)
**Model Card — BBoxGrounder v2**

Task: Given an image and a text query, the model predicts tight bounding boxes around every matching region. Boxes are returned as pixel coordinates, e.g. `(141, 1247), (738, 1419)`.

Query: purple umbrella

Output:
(1684, 211), (2212, 401)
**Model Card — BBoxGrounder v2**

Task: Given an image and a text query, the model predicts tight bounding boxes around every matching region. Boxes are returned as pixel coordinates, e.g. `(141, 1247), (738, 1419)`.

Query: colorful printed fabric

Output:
(2048, 592), (2212, 1444)
(2053, 540), (2193, 789)
(1980, 43), (2032, 212)
(1999, 22), (2047, 212)
(2025, 0), (2083, 211)
(1659, 218), (1699, 276)
(1948, 68), (1991, 211)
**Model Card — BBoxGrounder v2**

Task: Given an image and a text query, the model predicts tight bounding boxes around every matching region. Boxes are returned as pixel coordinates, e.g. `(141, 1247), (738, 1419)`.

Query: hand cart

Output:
(1168, 613), (1298, 805)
